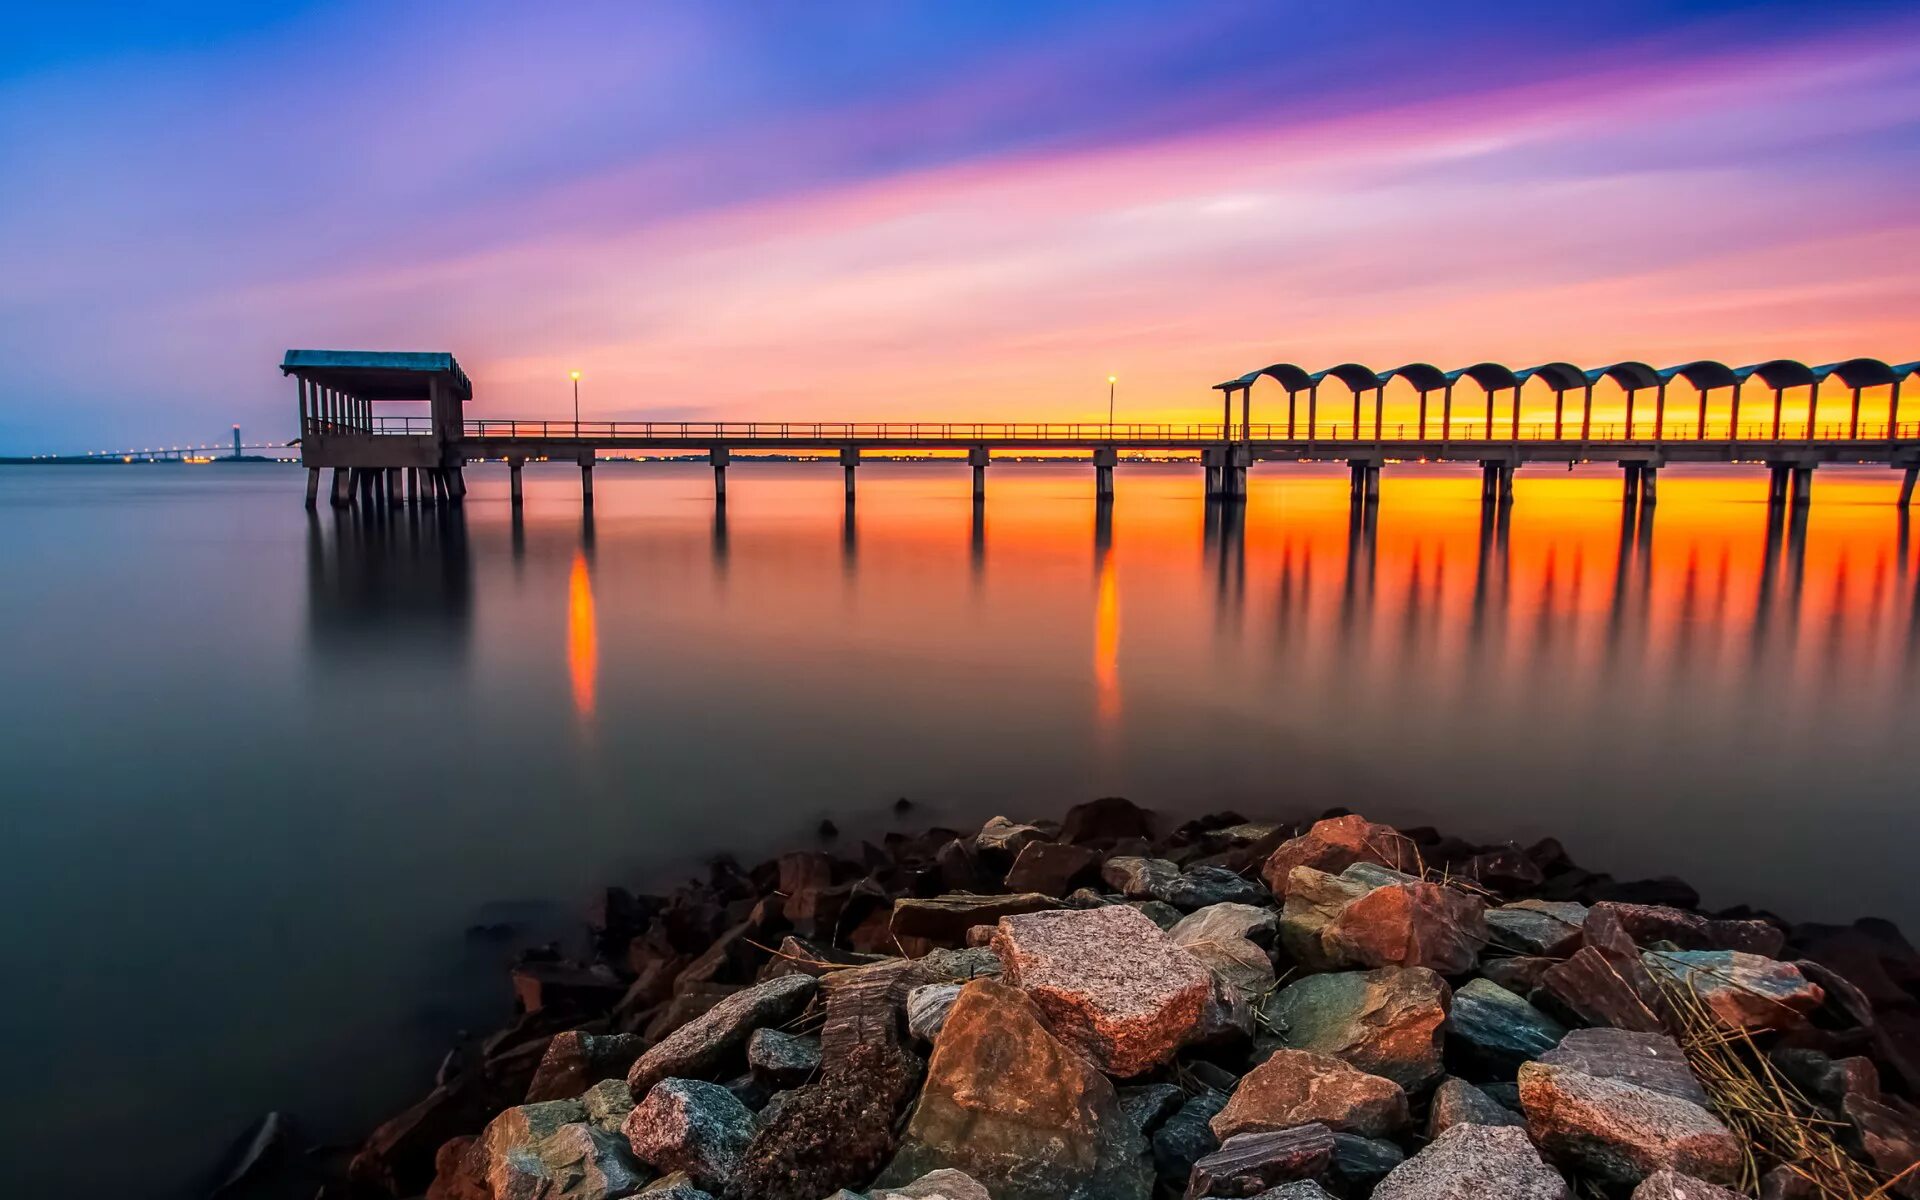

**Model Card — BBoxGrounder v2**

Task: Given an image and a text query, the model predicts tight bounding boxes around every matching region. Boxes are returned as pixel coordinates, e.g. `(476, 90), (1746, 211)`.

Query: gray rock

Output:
(746, 1028), (820, 1089)
(1372, 1123), (1570, 1200)
(469, 1099), (593, 1199)
(1170, 904), (1279, 999)
(636, 1171), (715, 1198)
(623, 1079), (758, 1194)
(1130, 900), (1185, 929)
(501, 1121), (651, 1200)
(582, 1078), (637, 1134)
(1187, 1125), (1337, 1199)
(1118, 1082), (1187, 1135)
(907, 983), (964, 1043)
(1518, 1061), (1741, 1185)
(1102, 856), (1183, 899)
(1330, 1132), (1405, 1185)
(528, 1031), (650, 1103)
(876, 1168), (994, 1199)
(1169, 902), (1279, 948)
(1427, 1077), (1525, 1137)
(914, 946), (1003, 981)
(1641, 949), (1824, 1031)
(1248, 1185), (1336, 1200)
(1104, 858), (1267, 911)
(1485, 900), (1589, 958)
(1631, 1169), (1748, 1200)
(1261, 966), (1450, 1091)
(627, 975), (816, 1097)
(1446, 977), (1567, 1075)
(975, 815), (1048, 857)
(1537, 1028), (1708, 1105)
(1152, 1091), (1229, 1190)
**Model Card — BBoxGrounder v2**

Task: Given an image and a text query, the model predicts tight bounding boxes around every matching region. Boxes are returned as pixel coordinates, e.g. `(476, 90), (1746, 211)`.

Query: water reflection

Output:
(568, 550), (598, 720)
(1094, 501), (1120, 726)
(304, 504), (472, 663)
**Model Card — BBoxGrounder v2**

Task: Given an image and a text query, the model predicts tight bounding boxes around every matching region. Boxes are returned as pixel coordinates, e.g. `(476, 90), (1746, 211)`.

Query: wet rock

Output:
(583, 1078), (636, 1134)
(877, 978), (1151, 1200)
(1485, 901), (1589, 958)
(623, 1079), (757, 1194)
(1631, 1169), (1748, 1200)
(1330, 1132), (1405, 1186)
(1518, 1060), (1740, 1185)
(975, 816), (1048, 860)
(1119, 1082), (1187, 1135)
(1642, 949), (1824, 1031)
(890, 893), (1062, 944)
(1186, 1124), (1337, 1199)
(1596, 902), (1786, 957)
(1060, 796), (1157, 845)
(1003, 841), (1103, 897)
(528, 1032), (649, 1103)
(907, 982), (964, 1043)
(1154, 1090), (1231, 1190)
(627, 974), (816, 1097)
(1213, 1048), (1409, 1140)
(1446, 977), (1567, 1076)
(1261, 814), (1420, 899)
(1372, 1123), (1570, 1200)
(746, 1028), (820, 1089)
(1281, 865), (1488, 974)
(875, 1167), (995, 1199)
(990, 904), (1212, 1077)
(1261, 966), (1450, 1092)
(1427, 1077), (1525, 1136)
(1538, 1029), (1709, 1104)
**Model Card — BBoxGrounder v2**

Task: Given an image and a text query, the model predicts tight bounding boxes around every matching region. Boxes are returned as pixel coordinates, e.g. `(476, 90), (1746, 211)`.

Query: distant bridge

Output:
(14, 442), (294, 464)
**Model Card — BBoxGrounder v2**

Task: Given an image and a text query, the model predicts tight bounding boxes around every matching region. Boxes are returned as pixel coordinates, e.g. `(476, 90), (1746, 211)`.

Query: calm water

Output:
(3, 460), (1917, 1194)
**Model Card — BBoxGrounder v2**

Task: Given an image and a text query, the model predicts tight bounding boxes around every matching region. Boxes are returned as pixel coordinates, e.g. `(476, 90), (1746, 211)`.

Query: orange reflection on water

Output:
(568, 550), (597, 718)
(1094, 540), (1121, 724)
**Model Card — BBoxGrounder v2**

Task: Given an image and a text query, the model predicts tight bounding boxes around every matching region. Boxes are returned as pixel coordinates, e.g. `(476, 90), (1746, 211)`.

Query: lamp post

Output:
(570, 370), (581, 435)
(1108, 375), (1117, 428)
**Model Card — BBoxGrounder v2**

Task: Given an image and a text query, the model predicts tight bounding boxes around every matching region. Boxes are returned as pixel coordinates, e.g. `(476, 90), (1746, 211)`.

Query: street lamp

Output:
(570, 370), (581, 435)
(1108, 375), (1118, 427)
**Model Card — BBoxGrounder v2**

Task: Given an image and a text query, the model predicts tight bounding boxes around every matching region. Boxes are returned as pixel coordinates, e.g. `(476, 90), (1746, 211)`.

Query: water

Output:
(2, 460), (1915, 1194)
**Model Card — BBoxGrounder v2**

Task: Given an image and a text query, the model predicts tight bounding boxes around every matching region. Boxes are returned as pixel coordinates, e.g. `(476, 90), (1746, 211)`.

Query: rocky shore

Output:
(311, 804), (1920, 1200)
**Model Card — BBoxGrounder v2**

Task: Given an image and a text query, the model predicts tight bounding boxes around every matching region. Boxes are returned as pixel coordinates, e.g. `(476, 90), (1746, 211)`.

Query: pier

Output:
(283, 350), (1920, 512)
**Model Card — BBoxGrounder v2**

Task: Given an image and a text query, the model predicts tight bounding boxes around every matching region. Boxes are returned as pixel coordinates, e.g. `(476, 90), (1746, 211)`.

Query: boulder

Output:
(1281, 865), (1487, 974)
(1642, 950), (1824, 1031)
(1260, 967), (1450, 1091)
(990, 905), (1213, 1077)
(1446, 977), (1567, 1076)
(1518, 1061), (1741, 1185)
(1595, 902), (1786, 958)
(890, 894), (1062, 944)
(1185, 1125), (1337, 1199)
(1212, 1049), (1409, 1140)
(1485, 901), (1589, 958)
(623, 1079), (757, 1194)
(746, 1028), (820, 1089)
(1843, 1093), (1920, 1198)
(1260, 815), (1419, 898)
(1427, 1077), (1525, 1137)
(1631, 1169), (1748, 1200)
(875, 1168), (995, 1199)
(583, 1079), (637, 1134)
(528, 1032), (648, 1103)
(627, 974), (816, 1096)
(1153, 1090), (1230, 1191)
(507, 1122), (651, 1200)
(1329, 1133), (1406, 1186)
(907, 982), (964, 1043)
(1171, 905), (1279, 1000)
(1539, 906), (1668, 1033)
(1170, 903), (1279, 949)
(1537, 1029), (1709, 1105)
(1060, 797), (1157, 844)
(1004, 841), (1103, 897)
(1372, 1123), (1570, 1200)
(1118, 1082), (1187, 1136)
(1103, 857), (1266, 911)
(877, 978), (1151, 1200)
(636, 1171), (714, 1197)
(975, 816), (1048, 860)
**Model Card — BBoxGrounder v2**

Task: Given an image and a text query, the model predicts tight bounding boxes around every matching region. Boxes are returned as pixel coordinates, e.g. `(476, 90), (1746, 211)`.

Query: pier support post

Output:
(580, 455), (594, 505)
(406, 468), (419, 505)
(422, 469), (440, 508)
(1481, 462), (1501, 503)
(305, 468), (320, 510)
(1498, 463), (1515, 504)
(1201, 446), (1224, 498)
(1093, 446), (1117, 500)
(710, 447), (730, 501)
(1791, 465), (1814, 507)
(840, 446), (859, 501)
(1900, 465), (1917, 508)
(386, 468), (401, 506)
(1638, 465), (1658, 507)
(1222, 445), (1248, 501)
(508, 456), (526, 507)
(1367, 463), (1381, 503)
(1349, 461), (1366, 503)
(1767, 464), (1790, 506)
(447, 466), (466, 503)
(1621, 462), (1642, 506)
(968, 445), (989, 502)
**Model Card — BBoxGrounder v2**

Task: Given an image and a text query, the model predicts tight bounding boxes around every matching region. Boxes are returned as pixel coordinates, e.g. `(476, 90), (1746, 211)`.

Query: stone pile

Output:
(328, 806), (1920, 1200)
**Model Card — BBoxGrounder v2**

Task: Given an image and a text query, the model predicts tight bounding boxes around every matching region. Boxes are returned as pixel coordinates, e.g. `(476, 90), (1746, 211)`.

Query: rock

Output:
(1281, 865), (1487, 974)
(1103, 856), (1183, 899)
(1518, 1061), (1740, 1185)
(1595, 901), (1787, 958)
(1485, 901), (1589, 958)
(512, 1122), (651, 1200)
(354, 1079), (499, 1196)
(1194, 970), (1257, 1045)
(746, 1028), (820, 1089)
(643, 985), (741, 1042)
(513, 962), (629, 1015)
(877, 978), (1151, 1200)
(761, 935), (884, 980)
(1119, 1083), (1187, 1135)
(1186, 1125), (1337, 1199)
(637, 1171), (715, 1197)
(1770, 1047), (1880, 1109)
(907, 982), (964, 1043)
(1843, 1093), (1920, 1197)
(1427, 1077), (1525, 1136)
(1446, 977), (1567, 1076)
(975, 816), (1048, 860)
(1372, 1123), (1570, 1200)
(1260, 815), (1419, 898)
(1212, 1049), (1409, 1140)
(1261, 967), (1450, 1091)
(1061, 797), (1157, 844)
(990, 904), (1212, 1077)
(1131, 899), (1186, 929)
(890, 894), (1062, 944)
(1172, 911), (1278, 1000)
(1453, 845), (1546, 895)
(1539, 905), (1668, 1033)
(583, 1078), (637, 1133)
(1760, 1165), (1822, 1200)
(1103, 857), (1267, 910)
(1642, 949), (1824, 1031)
(1004, 841), (1103, 897)
(1631, 1169), (1748, 1200)
(528, 1032), (649, 1103)
(1538, 1028), (1709, 1104)
(1244, 1186), (1335, 1200)
(627, 975), (816, 1096)
(876, 1167), (995, 1199)
(1330, 1132), (1405, 1185)
(1170, 903), (1279, 949)
(1154, 1090), (1231, 1190)
(623, 1079), (757, 1194)
(1480, 956), (1559, 997)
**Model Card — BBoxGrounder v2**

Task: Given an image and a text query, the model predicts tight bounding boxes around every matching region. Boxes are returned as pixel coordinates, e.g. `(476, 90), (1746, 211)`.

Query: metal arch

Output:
(1811, 358), (1898, 388)
(1514, 362), (1585, 391)
(1214, 363), (1313, 393)
(1375, 362), (1449, 392)
(1732, 359), (1816, 389)
(1310, 362), (1380, 392)
(1895, 361), (1920, 380)
(1446, 362), (1521, 391)
(1584, 361), (1662, 391)
(1658, 360), (1738, 390)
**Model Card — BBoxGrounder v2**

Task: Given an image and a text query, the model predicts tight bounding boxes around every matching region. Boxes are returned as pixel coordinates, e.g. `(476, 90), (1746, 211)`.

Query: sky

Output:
(2, 0), (1918, 452)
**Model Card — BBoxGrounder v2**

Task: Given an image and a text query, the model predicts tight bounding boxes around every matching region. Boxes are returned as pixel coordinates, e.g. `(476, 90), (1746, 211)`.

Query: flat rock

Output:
(1003, 841), (1103, 897)
(1186, 1125), (1337, 1199)
(1632, 1169), (1748, 1200)
(991, 904), (1212, 1077)
(876, 1167), (995, 1199)
(623, 1079), (757, 1194)
(1261, 966), (1450, 1092)
(1282, 865), (1487, 974)
(1642, 949), (1824, 1031)
(746, 1028), (820, 1089)
(1446, 977), (1567, 1076)
(1595, 901), (1787, 957)
(1170, 903), (1279, 948)
(1212, 1048), (1408, 1140)
(907, 982), (964, 1043)
(890, 893), (1061, 944)
(1518, 1061), (1741, 1185)
(528, 1031), (649, 1103)
(877, 978), (1150, 1200)
(1261, 815), (1420, 898)
(1485, 901), (1589, 958)
(1538, 1028), (1709, 1104)
(627, 974), (816, 1096)
(1427, 1077), (1525, 1136)
(1372, 1123), (1571, 1200)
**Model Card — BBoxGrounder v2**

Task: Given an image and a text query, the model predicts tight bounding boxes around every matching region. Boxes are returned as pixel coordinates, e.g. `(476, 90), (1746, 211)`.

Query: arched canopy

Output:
(1447, 362), (1521, 391)
(1375, 363), (1448, 392)
(1514, 362), (1586, 391)
(1659, 360), (1737, 390)
(1585, 361), (1661, 391)
(1311, 362), (1379, 393)
(1215, 363), (1312, 392)
(1811, 358), (1897, 388)
(1732, 359), (1815, 389)
(1895, 361), (1920, 379)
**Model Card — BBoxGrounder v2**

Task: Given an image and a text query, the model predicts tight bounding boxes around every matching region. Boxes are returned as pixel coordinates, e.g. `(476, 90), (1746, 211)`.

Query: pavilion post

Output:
(1554, 388), (1564, 441)
(1729, 380), (1743, 445)
(1221, 389), (1231, 439)
(1893, 379), (1904, 437)
(1418, 389), (1429, 440)
(1483, 387), (1493, 442)
(1241, 386), (1252, 443)
(1510, 385), (1521, 447)
(1624, 387), (1637, 439)
(1654, 381), (1667, 441)
(1287, 389), (1297, 440)
(1307, 385), (1319, 449)
(1350, 387), (1360, 441)
(1441, 383), (1454, 448)
(1772, 387), (1784, 441)
(1849, 385), (1862, 440)
(1697, 385), (1709, 440)
(1374, 385), (1384, 443)
(1581, 383), (1594, 442)
(1806, 381), (1820, 440)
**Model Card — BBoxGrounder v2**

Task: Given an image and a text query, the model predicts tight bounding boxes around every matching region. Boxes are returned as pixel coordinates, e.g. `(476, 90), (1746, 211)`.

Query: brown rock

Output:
(1261, 966), (1450, 1092)
(890, 893), (1062, 944)
(1372, 1123), (1570, 1200)
(1261, 815), (1419, 898)
(1485, 901), (1589, 958)
(991, 904), (1213, 1077)
(1595, 901), (1786, 958)
(1631, 1169), (1748, 1200)
(1171, 903), (1279, 999)
(511, 962), (628, 1015)
(1185, 1125), (1337, 1199)
(1060, 797), (1157, 845)
(1519, 1060), (1741, 1185)
(1427, 1077), (1525, 1137)
(526, 1031), (648, 1103)
(627, 974), (816, 1097)
(1844, 1093), (1920, 1199)
(974, 816), (1048, 860)
(1003, 841), (1103, 897)
(1211, 1048), (1409, 1140)
(1281, 865), (1486, 974)
(1642, 950), (1824, 1031)
(1539, 905), (1668, 1033)
(1538, 1029), (1708, 1105)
